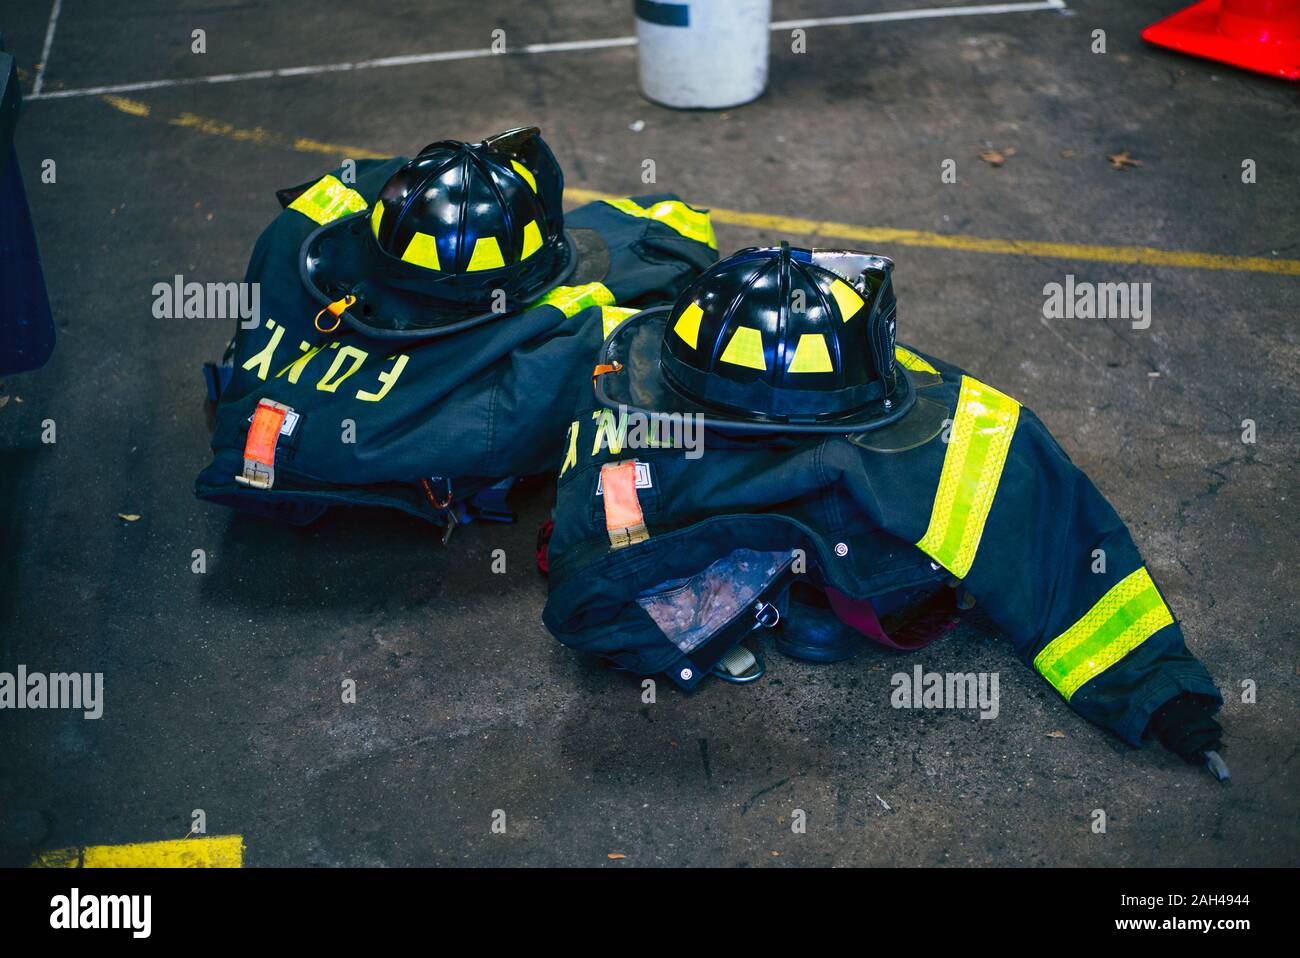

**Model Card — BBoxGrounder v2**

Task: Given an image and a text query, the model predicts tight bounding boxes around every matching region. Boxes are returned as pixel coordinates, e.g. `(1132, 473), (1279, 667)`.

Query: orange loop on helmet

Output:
(592, 361), (623, 385)
(314, 295), (356, 334)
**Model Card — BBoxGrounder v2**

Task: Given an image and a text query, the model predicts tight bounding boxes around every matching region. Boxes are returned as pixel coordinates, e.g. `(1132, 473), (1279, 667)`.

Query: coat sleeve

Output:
(902, 370), (1222, 745)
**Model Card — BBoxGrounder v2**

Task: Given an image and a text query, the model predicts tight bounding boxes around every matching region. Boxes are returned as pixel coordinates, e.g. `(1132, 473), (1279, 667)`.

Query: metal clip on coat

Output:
(713, 602), (779, 684)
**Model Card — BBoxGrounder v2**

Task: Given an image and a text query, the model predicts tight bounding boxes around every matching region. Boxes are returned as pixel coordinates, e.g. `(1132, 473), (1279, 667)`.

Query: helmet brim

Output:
(596, 307), (920, 435)
(300, 210), (578, 340)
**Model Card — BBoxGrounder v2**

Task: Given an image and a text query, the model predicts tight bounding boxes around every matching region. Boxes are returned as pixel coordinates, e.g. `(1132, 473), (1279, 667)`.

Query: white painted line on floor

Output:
(27, 0), (1068, 102)
(31, 0), (65, 97)
(772, 0), (1066, 30)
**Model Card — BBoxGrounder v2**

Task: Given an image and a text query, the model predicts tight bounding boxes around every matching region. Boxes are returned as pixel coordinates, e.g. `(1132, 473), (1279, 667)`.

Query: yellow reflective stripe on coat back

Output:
(896, 345), (939, 375)
(601, 198), (718, 249)
(916, 376), (1020, 578)
(288, 174), (368, 225)
(532, 281), (617, 318)
(1033, 567), (1174, 700)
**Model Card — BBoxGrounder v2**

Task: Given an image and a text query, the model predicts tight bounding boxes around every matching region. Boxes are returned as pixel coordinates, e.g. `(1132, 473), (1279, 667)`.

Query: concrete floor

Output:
(1, 0), (1296, 867)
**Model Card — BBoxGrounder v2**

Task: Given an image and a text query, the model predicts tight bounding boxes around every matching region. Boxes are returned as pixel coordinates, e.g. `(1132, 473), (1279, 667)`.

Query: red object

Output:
(824, 587), (961, 651)
(244, 400), (288, 467)
(1141, 0), (1300, 80)
(535, 519), (554, 575)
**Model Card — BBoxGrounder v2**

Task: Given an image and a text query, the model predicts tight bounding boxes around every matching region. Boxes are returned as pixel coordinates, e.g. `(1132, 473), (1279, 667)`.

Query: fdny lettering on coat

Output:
(239, 318), (409, 402)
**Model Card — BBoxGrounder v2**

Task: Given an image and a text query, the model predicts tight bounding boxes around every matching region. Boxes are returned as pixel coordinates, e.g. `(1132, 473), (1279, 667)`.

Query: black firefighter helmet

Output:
(596, 244), (919, 434)
(302, 127), (577, 338)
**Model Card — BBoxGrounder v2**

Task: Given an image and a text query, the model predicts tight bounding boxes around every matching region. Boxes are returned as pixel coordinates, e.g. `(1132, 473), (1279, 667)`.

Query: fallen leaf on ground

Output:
(1047, 730), (1066, 738)
(117, 513), (141, 522)
(1060, 148), (1076, 158)
(607, 853), (626, 860)
(978, 147), (1017, 167)
(1107, 150), (1143, 170)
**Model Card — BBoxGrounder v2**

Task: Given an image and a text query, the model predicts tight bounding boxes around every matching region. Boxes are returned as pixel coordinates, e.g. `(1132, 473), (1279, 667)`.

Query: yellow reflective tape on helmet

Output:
(1033, 567), (1174, 700)
(720, 326), (767, 371)
(288, 174), (368, 225)
(829, 279), (864, 322)
(601, 306), (639, 339)
(788, 333), (834, 373)
(673, 302), (704, 349)
(532, 281), (616, 318)
(511, 159), (538, 192)
(521, 220), (543, 260)
(401, 231), (441, 270)
(371, 201), (384, 239)
(601, 198), (718, 249)
(916, 376), (1020, 578)
(467, 236), (506, 271)
(895, 345), (939, 375)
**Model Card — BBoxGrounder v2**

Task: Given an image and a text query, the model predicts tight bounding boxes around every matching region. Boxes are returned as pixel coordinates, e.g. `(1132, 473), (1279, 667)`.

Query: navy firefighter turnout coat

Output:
(195, 158), (718, 526)
(542, 325), (1222, 747)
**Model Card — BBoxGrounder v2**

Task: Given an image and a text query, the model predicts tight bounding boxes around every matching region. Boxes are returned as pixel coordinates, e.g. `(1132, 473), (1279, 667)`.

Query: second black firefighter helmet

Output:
(302, 127), (576, 337)
(658, 244), (903, 425)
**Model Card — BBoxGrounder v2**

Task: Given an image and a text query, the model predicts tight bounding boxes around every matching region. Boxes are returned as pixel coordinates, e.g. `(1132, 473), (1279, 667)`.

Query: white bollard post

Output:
(634, 0), (772, 109)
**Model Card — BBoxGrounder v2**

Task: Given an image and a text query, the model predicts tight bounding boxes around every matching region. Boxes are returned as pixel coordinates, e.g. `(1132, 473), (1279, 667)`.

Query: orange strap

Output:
(234, 399), (293, 489)
(420, 477), (453, 509)
(245, 401), (288, 466)
(592, 361), (623, 386)
(314, 295), (356, 333)
(601, 461), (648, 549)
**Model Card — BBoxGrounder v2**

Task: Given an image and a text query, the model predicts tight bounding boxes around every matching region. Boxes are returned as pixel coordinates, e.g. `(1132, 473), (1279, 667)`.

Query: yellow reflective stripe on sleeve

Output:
(532, 281), (617, 318)
(895, 345), (939, 374)
(511, 159), (538, 192)
(467, 236), (506, 271)
(370, 201), (384, 239)
(601, 198), (718, 249)
(720, 326), (767, 370)
(1033, 567), (1174, 700)
(601, 306), (639, 339)
(521, 220), (543, 259)
(829, 279), (864, 322)
(288, 174), (368, 225)
(673, 302), (704, 349)
(788, 333), (833, 373)
(916, 376), (1020, 578)
(401, 231), (441, 270)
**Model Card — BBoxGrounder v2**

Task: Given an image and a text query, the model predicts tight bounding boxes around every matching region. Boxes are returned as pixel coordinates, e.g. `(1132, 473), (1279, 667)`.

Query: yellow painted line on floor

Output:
(102, 94), (150, 117)
(32, 835), (245, 868)
(102, 95), (385, 160)
(98, 95), (1300, 277)
(567, 187), (1300, 276)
